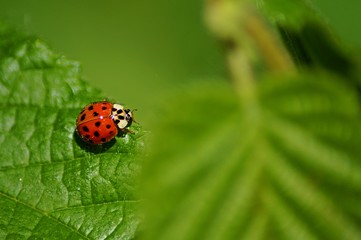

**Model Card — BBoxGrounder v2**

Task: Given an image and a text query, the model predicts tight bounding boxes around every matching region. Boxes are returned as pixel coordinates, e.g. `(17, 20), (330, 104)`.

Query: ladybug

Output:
(76, 100), (134, 144)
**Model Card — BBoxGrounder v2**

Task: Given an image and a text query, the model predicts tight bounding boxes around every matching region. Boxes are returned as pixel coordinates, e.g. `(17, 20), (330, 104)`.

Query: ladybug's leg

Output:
(118, 128), (135, 136)
(125, 128), (135, 134)
(131, 109), (138, 124)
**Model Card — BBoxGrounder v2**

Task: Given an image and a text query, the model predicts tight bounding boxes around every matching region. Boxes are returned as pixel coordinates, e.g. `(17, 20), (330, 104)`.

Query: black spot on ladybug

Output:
(112, 108), (117, 112)
(95, 121), (101, 127)
(106, 124), (111, 129)
(82, 126), (89, 132)
(117, 109), (123, 114)
(101, 138), (106, 142)
(109, 131), (114, 135)
(119, 116), (125, 120)
(80, 114), (86, 121)
(88, 105), (94, 111)
(114, 119), (120, 124)
(94, 131), (100, 137)
(102, 106), (107, 110)
(85, 134), (90, 139)
(93, 112), (99, 117)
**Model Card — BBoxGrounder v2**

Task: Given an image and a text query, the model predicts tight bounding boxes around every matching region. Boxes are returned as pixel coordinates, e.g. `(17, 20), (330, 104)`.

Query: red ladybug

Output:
(76, 100), (134, 144)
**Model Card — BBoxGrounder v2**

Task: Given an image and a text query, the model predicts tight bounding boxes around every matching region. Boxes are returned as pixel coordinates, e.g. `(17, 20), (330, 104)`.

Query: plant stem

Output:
(204, 0), (295, 106)
(244, 13), (295, 74)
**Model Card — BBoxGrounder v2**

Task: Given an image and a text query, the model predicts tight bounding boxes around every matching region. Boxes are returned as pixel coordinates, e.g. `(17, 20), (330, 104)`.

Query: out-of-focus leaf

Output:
(258, 0), (361, 92)
(141, 74), (361, 240)
(258, 0), (318, 29)
(310, 0), (361, 49)
(0, 22), (143, 239)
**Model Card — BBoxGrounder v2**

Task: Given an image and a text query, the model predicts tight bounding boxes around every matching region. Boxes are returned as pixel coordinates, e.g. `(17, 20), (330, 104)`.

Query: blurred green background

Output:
(1, 1), (361, 239)
(0, 0), (360, 124)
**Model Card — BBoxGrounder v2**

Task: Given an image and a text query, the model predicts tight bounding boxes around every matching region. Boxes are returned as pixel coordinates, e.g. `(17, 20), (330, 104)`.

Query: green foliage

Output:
(142, 75), (361, 239)
(1, 0), (361, 239)
(140, 1), (361, 240)
(0, 22), (143, 239)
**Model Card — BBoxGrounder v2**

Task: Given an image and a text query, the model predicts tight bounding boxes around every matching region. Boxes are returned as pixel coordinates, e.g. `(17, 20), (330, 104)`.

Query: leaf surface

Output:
(0, 23), (142, 239)
(142, 75), (361, 240)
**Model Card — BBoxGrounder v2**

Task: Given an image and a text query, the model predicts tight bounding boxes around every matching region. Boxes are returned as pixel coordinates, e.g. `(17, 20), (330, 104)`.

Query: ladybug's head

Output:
(124, 108), (136, 127)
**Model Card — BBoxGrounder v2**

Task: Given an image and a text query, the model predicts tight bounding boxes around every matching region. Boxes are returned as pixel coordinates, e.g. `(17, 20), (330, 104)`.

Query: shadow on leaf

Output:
(73, 130), (116, 154)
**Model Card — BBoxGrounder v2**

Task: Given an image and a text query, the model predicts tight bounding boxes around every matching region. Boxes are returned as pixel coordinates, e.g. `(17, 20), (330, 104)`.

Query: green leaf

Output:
(258, 0), (319, 29)
(259, 0), (359, 80)
(141, 74), (361, 240)
(302, 0), (361, 49)
(0, 22), (143, 239)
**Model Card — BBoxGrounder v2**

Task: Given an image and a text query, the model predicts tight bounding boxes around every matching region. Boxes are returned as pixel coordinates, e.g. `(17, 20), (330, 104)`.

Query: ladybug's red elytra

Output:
(76, 100), (134, 144)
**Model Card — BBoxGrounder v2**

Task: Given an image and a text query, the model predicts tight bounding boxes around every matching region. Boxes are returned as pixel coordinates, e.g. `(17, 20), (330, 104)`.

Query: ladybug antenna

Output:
(131, 109), (138, 123)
